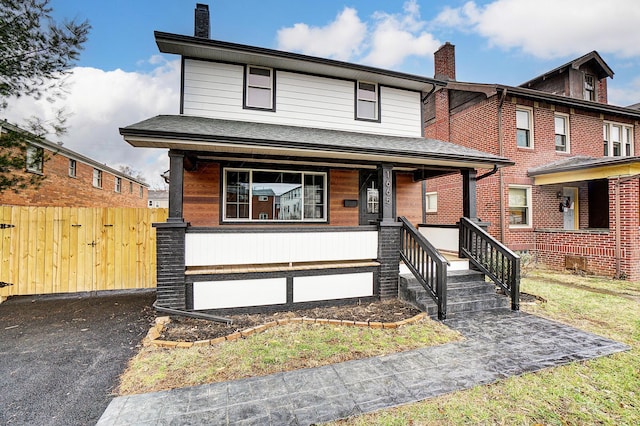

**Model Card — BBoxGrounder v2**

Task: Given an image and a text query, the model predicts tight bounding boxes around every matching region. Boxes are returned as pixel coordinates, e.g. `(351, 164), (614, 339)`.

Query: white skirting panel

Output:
(419, 227), (459, 252)
(185, 231), (378, 266)
(193, 278), (287, 310)
(293, 272), (373, 303)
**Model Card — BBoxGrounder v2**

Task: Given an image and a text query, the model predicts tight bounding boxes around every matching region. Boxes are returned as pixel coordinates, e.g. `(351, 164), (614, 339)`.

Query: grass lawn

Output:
(327, 269), (640, 425)
(117, 269), (640, 425)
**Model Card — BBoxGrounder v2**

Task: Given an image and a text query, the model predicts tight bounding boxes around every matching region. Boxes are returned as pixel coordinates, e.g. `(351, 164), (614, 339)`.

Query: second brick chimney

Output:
(434, 42), (455, 81)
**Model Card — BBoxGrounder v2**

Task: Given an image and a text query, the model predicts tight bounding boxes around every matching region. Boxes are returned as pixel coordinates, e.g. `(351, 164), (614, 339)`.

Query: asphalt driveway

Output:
(0, 291), (155, 426)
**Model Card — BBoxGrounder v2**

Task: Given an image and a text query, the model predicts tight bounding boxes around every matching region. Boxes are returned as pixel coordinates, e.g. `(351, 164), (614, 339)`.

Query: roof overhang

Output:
(120, 115), (513, 174)
(529, 157), (640, 185)
(155, 32), (445, 94)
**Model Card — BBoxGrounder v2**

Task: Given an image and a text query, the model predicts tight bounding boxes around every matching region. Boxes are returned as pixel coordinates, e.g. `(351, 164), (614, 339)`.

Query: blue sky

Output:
(5, 0), (640, 187)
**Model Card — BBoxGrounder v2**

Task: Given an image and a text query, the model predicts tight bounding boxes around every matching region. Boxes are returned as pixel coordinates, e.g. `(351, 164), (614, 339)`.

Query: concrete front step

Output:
(399, 269), (510, 318)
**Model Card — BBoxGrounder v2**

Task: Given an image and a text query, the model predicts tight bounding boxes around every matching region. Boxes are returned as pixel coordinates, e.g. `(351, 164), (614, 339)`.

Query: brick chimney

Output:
(434, 42), (455, 81)
(194, 4), (210, 38)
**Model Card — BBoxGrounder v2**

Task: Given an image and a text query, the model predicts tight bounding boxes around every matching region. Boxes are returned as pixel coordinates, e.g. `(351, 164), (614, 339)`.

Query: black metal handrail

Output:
(398, 217), (448, 319)
(459, 217), (520, 310)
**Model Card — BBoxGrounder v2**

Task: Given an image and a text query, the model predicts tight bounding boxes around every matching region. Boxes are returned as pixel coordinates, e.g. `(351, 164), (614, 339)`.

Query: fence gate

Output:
(0, 206), (167, 299)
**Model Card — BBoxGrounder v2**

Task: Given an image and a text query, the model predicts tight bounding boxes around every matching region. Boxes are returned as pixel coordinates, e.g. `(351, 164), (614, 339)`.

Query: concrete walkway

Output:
(98, 309), (628, 425)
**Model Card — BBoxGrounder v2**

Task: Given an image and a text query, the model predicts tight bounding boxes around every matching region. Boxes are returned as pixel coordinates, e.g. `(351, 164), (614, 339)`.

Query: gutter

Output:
(497, 88), (508, 243)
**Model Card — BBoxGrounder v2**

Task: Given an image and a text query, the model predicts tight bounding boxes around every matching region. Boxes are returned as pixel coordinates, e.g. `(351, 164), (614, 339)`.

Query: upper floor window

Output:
(26, 145), (43, 173)
(516, 107), (533, 148)
(425, 192), (438, 213)
(245, 66), (274, 110)
(554, 114), (569, 152)
(139, 186), (144, 198)
(603, 122), (633, 157)
(68, 159), (76, 177)
(93, 169), (102, 188)
(584, 74), (595, 101)
(223, 168), (326, 222)
(508, 185), (532, 228)
(129, 181), (133, 193)
(356, 81), (378, 121)
(115, 177), (122, 193)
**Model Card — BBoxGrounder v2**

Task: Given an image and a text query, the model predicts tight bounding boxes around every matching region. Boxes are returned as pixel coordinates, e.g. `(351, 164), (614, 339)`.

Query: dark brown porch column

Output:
(168, 150), (185, 222)
(377, 163), (402, 298)
(462, 168), (478, 220)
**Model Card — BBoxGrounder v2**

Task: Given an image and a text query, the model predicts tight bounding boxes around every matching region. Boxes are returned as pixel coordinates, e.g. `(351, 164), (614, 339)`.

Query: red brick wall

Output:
(0, 146), (147, 208)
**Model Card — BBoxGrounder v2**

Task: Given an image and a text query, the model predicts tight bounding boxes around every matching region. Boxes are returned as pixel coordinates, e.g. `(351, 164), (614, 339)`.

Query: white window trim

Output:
(68, 159), (77, 177)
(425, 192), (438, 213)
(554, 113), (570, 153)
(115, 177), (122, 193)
(508, 185), (532, 229)
(26, 145), (43, 173)
(245, 65), (274, 110)
(356, 81), (379, 121)
(603, 121), (634, 157)
(92, 168), (102, 188)
(223, 167), (327, 223)
(516, 106), (534, 149)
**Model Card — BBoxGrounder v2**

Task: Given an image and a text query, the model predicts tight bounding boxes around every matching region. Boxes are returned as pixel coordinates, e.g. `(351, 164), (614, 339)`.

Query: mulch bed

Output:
(159, 299), (421, 342)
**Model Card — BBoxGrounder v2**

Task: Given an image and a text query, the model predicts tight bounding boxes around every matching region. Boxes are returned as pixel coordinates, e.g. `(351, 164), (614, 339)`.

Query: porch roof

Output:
(120, 115), (513, 173)
(528, 155), (640, 185)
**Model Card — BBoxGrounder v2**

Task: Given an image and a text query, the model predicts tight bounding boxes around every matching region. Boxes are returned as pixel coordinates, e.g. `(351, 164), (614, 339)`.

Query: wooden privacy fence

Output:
(0, 206), (168, 299)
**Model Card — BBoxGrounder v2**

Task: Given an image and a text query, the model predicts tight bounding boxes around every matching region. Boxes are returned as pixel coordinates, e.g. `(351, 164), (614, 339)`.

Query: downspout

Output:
(420, 83), (439, 225)
(498, 89), (507, 242)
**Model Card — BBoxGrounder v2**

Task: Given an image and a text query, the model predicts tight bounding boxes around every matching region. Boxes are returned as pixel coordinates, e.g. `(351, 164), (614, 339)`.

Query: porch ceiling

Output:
(120, 115), (513, 172)
(529, 155), (640, 185)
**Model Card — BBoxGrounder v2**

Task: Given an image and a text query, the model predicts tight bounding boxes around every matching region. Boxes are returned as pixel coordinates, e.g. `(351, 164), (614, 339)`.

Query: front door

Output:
(562, 187), (579, 230)
(359, 170), (380, 225)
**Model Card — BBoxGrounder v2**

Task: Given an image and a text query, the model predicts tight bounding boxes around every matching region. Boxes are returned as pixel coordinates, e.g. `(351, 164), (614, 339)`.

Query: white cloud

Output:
(364, 1), (440, 68)
(277, 7), (366, 61)
(2, 56), (180, 188)
(434, 0), (640, 59)
(277, 1), (439, 68)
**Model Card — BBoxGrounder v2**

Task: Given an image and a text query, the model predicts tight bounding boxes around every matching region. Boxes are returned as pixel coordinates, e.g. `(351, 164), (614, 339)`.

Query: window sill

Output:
(516, 146), (534, 151)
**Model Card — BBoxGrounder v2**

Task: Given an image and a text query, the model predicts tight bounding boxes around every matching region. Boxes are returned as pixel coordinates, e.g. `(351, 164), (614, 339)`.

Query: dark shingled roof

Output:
(120, 115), (513, 167)
(528, 155), (640, 176)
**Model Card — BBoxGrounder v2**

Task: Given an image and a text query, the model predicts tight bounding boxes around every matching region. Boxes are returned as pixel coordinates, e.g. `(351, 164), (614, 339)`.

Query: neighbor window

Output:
(115, 177), (122, 193)
(139, 186), (144, 198)
(26, 145), (43, 173)
(93, 169), (102, 188)
(129, 181), (133, 193)
(554, 114), (569, 152)
(68, 159), (76, 177)
(245, 66), (274, 110)
(603, 122), (633, 157)
(223, 168), (326, 222)
(508, 186), (532, 227)
(584, 74), (595, 101)
(425, 192), (438, 213)
(516, 107), (533, 148)
(356, 81), (378, 120)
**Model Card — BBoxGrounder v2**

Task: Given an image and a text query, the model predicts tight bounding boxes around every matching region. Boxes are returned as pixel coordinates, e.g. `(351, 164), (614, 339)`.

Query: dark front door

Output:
(359, 170), (380, 225)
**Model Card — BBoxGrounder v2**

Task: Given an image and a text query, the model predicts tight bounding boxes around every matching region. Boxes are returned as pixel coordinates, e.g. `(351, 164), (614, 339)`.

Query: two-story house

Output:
(1, 120), (148, 208)
(424, 43), (640, 280)
(120, 5), (513, 315)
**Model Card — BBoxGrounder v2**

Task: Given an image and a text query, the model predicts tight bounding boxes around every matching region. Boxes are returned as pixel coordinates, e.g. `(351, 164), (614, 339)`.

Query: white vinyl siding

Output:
(182, 59), (422, 137)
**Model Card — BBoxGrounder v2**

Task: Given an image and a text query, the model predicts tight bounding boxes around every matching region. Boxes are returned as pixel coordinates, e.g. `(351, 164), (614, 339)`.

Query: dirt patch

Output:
(160, 299), (421, 342)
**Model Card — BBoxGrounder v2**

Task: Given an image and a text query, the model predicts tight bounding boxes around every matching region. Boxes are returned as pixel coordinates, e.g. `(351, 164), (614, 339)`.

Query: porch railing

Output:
(459, 217), (520, 310)
(398, 217), (448, 319)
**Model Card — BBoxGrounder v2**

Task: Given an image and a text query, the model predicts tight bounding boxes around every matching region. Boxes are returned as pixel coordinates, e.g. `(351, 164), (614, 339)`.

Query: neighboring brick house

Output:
(119, 5), (512, 314)
(0, 120), (148, 207)
(424, 43), (640, 280)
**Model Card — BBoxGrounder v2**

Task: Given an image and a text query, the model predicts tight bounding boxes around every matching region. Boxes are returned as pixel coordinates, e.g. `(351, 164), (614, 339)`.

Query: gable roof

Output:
(1, 119), (148, 186)
(519, 51), (614, 89)
(443, 81), (640, 119)
(154, 31), (445, 94)
(120, 115), (513, 172)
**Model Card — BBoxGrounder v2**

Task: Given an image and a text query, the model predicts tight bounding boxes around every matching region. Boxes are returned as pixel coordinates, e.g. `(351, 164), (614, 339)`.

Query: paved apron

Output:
(98, 309), (629, 425)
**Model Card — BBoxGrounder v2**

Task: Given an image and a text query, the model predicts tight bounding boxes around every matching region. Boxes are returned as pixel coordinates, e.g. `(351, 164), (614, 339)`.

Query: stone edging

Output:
(144, 312), (428, 349)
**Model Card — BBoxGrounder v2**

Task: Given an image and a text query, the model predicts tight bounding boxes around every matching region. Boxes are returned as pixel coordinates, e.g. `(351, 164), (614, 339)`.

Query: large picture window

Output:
(223, 168), (326, 222)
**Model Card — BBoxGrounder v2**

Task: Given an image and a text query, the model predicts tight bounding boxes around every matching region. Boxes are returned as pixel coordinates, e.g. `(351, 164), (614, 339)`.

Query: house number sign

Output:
(384, 169), (392, 205)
